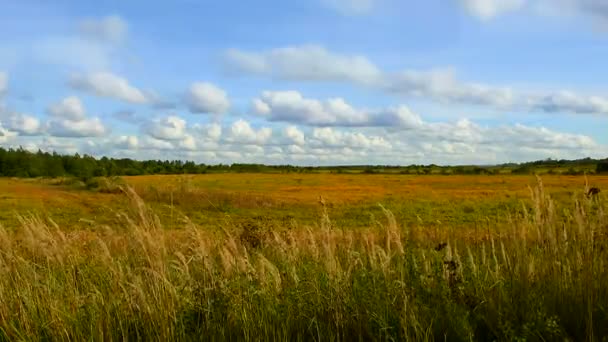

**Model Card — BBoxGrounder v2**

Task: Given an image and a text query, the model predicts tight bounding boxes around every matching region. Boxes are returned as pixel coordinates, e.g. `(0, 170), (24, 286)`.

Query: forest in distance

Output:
(1, 147), (607, 179)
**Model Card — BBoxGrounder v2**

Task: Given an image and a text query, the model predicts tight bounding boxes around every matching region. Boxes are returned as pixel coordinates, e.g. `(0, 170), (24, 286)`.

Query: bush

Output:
(85, 176), (126, 193)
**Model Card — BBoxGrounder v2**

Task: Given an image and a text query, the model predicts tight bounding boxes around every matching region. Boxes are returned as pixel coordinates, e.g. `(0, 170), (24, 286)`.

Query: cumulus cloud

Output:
(0, 102), (43, 136)
(252, 91), (424, 127)
(225, 45), (381, 85)
(526, 91), (608, 114)
(78, 15), (128, 44)
(382, 115), (601, 164)
(44, 96), (108, 138)
(114, 135), (139, 150)
(178, 135), (198, 151)
(226, 46), (514, 108)
(40, 137), (80, 154)
(143, 115), (188, 141)
(458, 0), (525, 20)
(226, 119), (272, 145)
(385, 68), (514, 107)
(139, 136), (175, 151)
(4, 113), (42, 136)
(137, 114), (228, 153)
(229, 45), (608, 115)
(69, 72), (148, 104)
(186, 82), (230, 114)
(47, 117), (107, 137)
(29, 113), (600, 165)
(311, 127), (392, 149)
(320, 0), (376, 15)
(47, 96), (86, 121)
(193, 122), (223, 141)
(0, 123), (18, 143)
(284, 125), (306, 145)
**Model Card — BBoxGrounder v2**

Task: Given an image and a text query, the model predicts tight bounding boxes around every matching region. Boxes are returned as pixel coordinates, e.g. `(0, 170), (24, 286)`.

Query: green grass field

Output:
(0, 174), (606, 340)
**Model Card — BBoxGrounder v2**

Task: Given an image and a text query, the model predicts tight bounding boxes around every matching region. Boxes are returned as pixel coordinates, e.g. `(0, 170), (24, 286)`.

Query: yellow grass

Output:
(0, 176), (605, 340)
(1, 174), (607, 231)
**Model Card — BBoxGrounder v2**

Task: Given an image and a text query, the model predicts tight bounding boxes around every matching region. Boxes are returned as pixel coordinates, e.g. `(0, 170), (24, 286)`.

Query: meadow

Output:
(0, 174), (607, 340)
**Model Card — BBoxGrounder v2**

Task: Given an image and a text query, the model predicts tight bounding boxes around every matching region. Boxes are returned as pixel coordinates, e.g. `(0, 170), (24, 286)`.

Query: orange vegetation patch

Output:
(1, 174), (607, 230)
(0, 178), (126, 229)
(123, 173), (608, 205)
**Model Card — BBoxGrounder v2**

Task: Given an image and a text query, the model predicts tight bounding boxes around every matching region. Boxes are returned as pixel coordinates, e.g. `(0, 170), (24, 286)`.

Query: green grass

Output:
(0, 177), (606, 340)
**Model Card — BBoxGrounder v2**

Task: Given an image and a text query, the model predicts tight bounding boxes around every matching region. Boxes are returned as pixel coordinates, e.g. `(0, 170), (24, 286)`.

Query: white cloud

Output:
(225, 45), (381, 85)
(114, 135), (139, 150)
(526, 91), (608, 114)
(252, 91), (365, 126)
(47, 96), (86, 121)
(284, 125), (306, 145)
(243, 144), (265, 154)
(287, 144), (306, 154)
(492, 123), (597, 149)
(0, 72), (7, 96)
(227, 119), (272, 145)
(47, 117), (107, 137)
(218, 151), (242, 160)
(78, 15), (128, 44)
(139, 136), (175, 150)
(312, 127), (392, 149)
(458, 0), (526, 20)
(40, 137), (80, 154)
(320, 0), (376, 15)
(178, 135), (198, 151)
(143, 115), (187, 141)
(69, 72), (148, 104)
(385, 68), (514, 107)
(193, 122), (223, 141)
(253, 91), (424, 127)
(0, 123), (18, 143)
(44, 97), (107, 138)
(4, 113), (42, 136)
(0, 103), (43, 136)
(186, 82), (230, 114)
(229, 45), (608, 115)
(29, 114), (600, 165)
(227, 47), (513, 108)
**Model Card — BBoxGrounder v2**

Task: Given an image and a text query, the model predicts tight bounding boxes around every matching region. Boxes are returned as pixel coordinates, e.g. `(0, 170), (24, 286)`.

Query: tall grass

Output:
(0, 177), (606, 341)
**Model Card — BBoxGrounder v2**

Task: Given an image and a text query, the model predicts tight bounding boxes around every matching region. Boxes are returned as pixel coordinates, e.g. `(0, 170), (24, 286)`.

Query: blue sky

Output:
(0, 0), (606, 165)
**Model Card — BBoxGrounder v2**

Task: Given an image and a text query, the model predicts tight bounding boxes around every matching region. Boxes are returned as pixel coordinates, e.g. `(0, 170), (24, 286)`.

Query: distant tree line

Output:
(0, 147), (606, 179)
(0, 147), (311, 179)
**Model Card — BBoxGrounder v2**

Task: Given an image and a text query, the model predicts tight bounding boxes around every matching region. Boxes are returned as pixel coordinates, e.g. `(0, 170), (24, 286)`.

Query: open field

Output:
(2, 173), (608, 230)
(0, 174), (607, 340)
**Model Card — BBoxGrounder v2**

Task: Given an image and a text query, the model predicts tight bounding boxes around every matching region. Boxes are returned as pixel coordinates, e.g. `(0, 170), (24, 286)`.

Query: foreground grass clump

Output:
(0, 178), (606, 341)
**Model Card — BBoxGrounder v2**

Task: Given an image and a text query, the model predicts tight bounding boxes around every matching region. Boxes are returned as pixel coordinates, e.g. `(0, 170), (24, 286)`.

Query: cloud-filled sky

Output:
(0, 0), (607, 165)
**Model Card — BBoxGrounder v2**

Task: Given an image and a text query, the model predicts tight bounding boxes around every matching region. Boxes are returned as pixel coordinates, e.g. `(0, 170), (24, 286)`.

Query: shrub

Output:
(85, 176), (127, 193)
